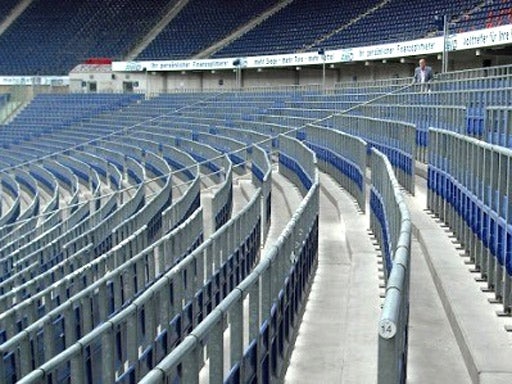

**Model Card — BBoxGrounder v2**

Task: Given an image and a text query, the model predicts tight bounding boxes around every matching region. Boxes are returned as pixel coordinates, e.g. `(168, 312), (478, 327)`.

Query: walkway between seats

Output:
(405, 175), (512, 384)
(284, 172), (380, 383)
(283, 171), (474, 384)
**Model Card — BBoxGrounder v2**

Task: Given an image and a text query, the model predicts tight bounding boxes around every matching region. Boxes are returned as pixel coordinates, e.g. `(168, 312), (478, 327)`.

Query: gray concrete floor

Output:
(283, 171), (480, 384)
(284, 173), (380, 384)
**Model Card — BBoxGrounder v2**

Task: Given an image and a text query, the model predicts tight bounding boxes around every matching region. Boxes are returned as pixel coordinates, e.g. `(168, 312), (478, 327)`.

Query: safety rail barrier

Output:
(212, 158), (233, 231)
(172, 136), (226, 182)
(101, 142), (173, 247)
(484, 106), (512, 149)
(382, 88), (512, 111)
(120, 133), (199, 182)
(31, 162), (66, 232)
(258, 113), (316, 132)
(264, 106), (334, 121)
(251, 144), (272, 244)
(436, 64), (512, 81)
(371, 148), (412, 384)
(136, 134), (318, 384)
(16, 180), (262, 383)
(334, 77), (413, 93)
(236, 120), (288, 146)
(0, 158), (143, 286)
(0, 206), (204, 384)
(41, 159), (82, 222)
(172, 136), (233, 230)
(110, 169), (170, 249)
(0, 140), (158, 302)
(428, 128), (512, 314)
(279, 134), (316, 196)
(353, 104), (466, 163)
(196, 132), (247, 171)
(0, 172), (20, 230)
(0, 170), (39, 241)
(303, 123), (367, 212)
(88, 145), (126, 178)
(332, 114), (416, 195)
(57, 154), (102, 203)
(15, 168), (39, 213)
(212, 125), (273, 152)
(102, 135), (201, 236)
(13, 169), (40, 232)
(162, 175), (201, 234)
(0, 165), (57, 249)
(435, 63), (512, 83)
(72, 151), (122, 192)
(0, 163), (200, 324)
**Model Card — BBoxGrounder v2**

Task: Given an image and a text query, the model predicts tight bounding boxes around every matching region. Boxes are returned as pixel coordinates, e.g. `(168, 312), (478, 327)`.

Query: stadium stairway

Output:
(284, 171), (380, 383)
(406, 170), (512, 384)
(282, 158), (512, 383)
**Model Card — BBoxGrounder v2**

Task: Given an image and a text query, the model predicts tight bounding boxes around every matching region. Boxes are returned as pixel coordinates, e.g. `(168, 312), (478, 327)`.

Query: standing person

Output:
(413, 58), (433, 91)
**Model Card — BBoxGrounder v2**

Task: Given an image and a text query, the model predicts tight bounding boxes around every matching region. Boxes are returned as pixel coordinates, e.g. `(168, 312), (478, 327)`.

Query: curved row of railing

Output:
(13, 144), (272, 383)
(304, 123), (367, 212)
(137, 134), (319, 384)
(428, 128), (512, 314)
(0, 172), (20, 228)
(0, 93), (283, 384)
(9, 77), (512, 384)
(0, 125), (245, 383)
(370, 149), (412, 384)
(332, 114), (416, 195)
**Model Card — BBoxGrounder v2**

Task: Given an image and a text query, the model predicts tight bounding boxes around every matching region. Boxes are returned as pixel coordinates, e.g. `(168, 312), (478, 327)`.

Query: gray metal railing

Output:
(428, 128), (512, 314)
(333, 114), (416, 194)
(353, 103), (466, 163)
(304, 123), (367, 212)
(16, 181), (262, 383)
(136, 134), (319, 384)
(370, 148), (412, 384)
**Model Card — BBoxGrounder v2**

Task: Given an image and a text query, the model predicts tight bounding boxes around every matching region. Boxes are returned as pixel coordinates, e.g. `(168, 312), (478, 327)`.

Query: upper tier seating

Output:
(212, 0), (379, 58)
(0, 0), (174, 75)
(214, 0), (491, 57)
(137, 0), (280, 60)
(314, 0), (483, 50)
(0, 93), (143, 153)
(0, 0), (509, 74)
(0, 0), (20, 24)
(454, 0), (512, 32)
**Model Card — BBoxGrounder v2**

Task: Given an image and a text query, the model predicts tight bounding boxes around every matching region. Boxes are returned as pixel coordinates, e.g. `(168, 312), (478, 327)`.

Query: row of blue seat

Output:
(428, 128), (512, 314)
(0, 0), (510, 74)
(0, 0), (173, 74)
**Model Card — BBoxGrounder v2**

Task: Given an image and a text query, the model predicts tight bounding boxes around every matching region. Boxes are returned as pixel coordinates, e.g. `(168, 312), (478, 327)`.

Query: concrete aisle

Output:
(406, 175), (512, 384)
(284, 173), (380, 384)
(406, 235), (472, 383)
(406, 179), (471, 383)
(261, 169), (303, 256)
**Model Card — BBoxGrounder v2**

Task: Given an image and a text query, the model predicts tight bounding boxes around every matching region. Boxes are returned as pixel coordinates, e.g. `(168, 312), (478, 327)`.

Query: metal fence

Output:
(333, 114), (416, 194)
(428, 128), (512, 314)
(250, 144), (272, 244)
(353, 103), (466, 163)
(13, 175), (263, 384)
(484, 106), (512, 149)
(136, 135), (319, 384)
(303, 123), (367, 212)
(2, 114), (277, 383)
(279, 134), (317, 196)
(436, 63), (512, 82)
(383, 87), (512, 110)
(0, 172), (20, 228)
(370, 148), (412, 384)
